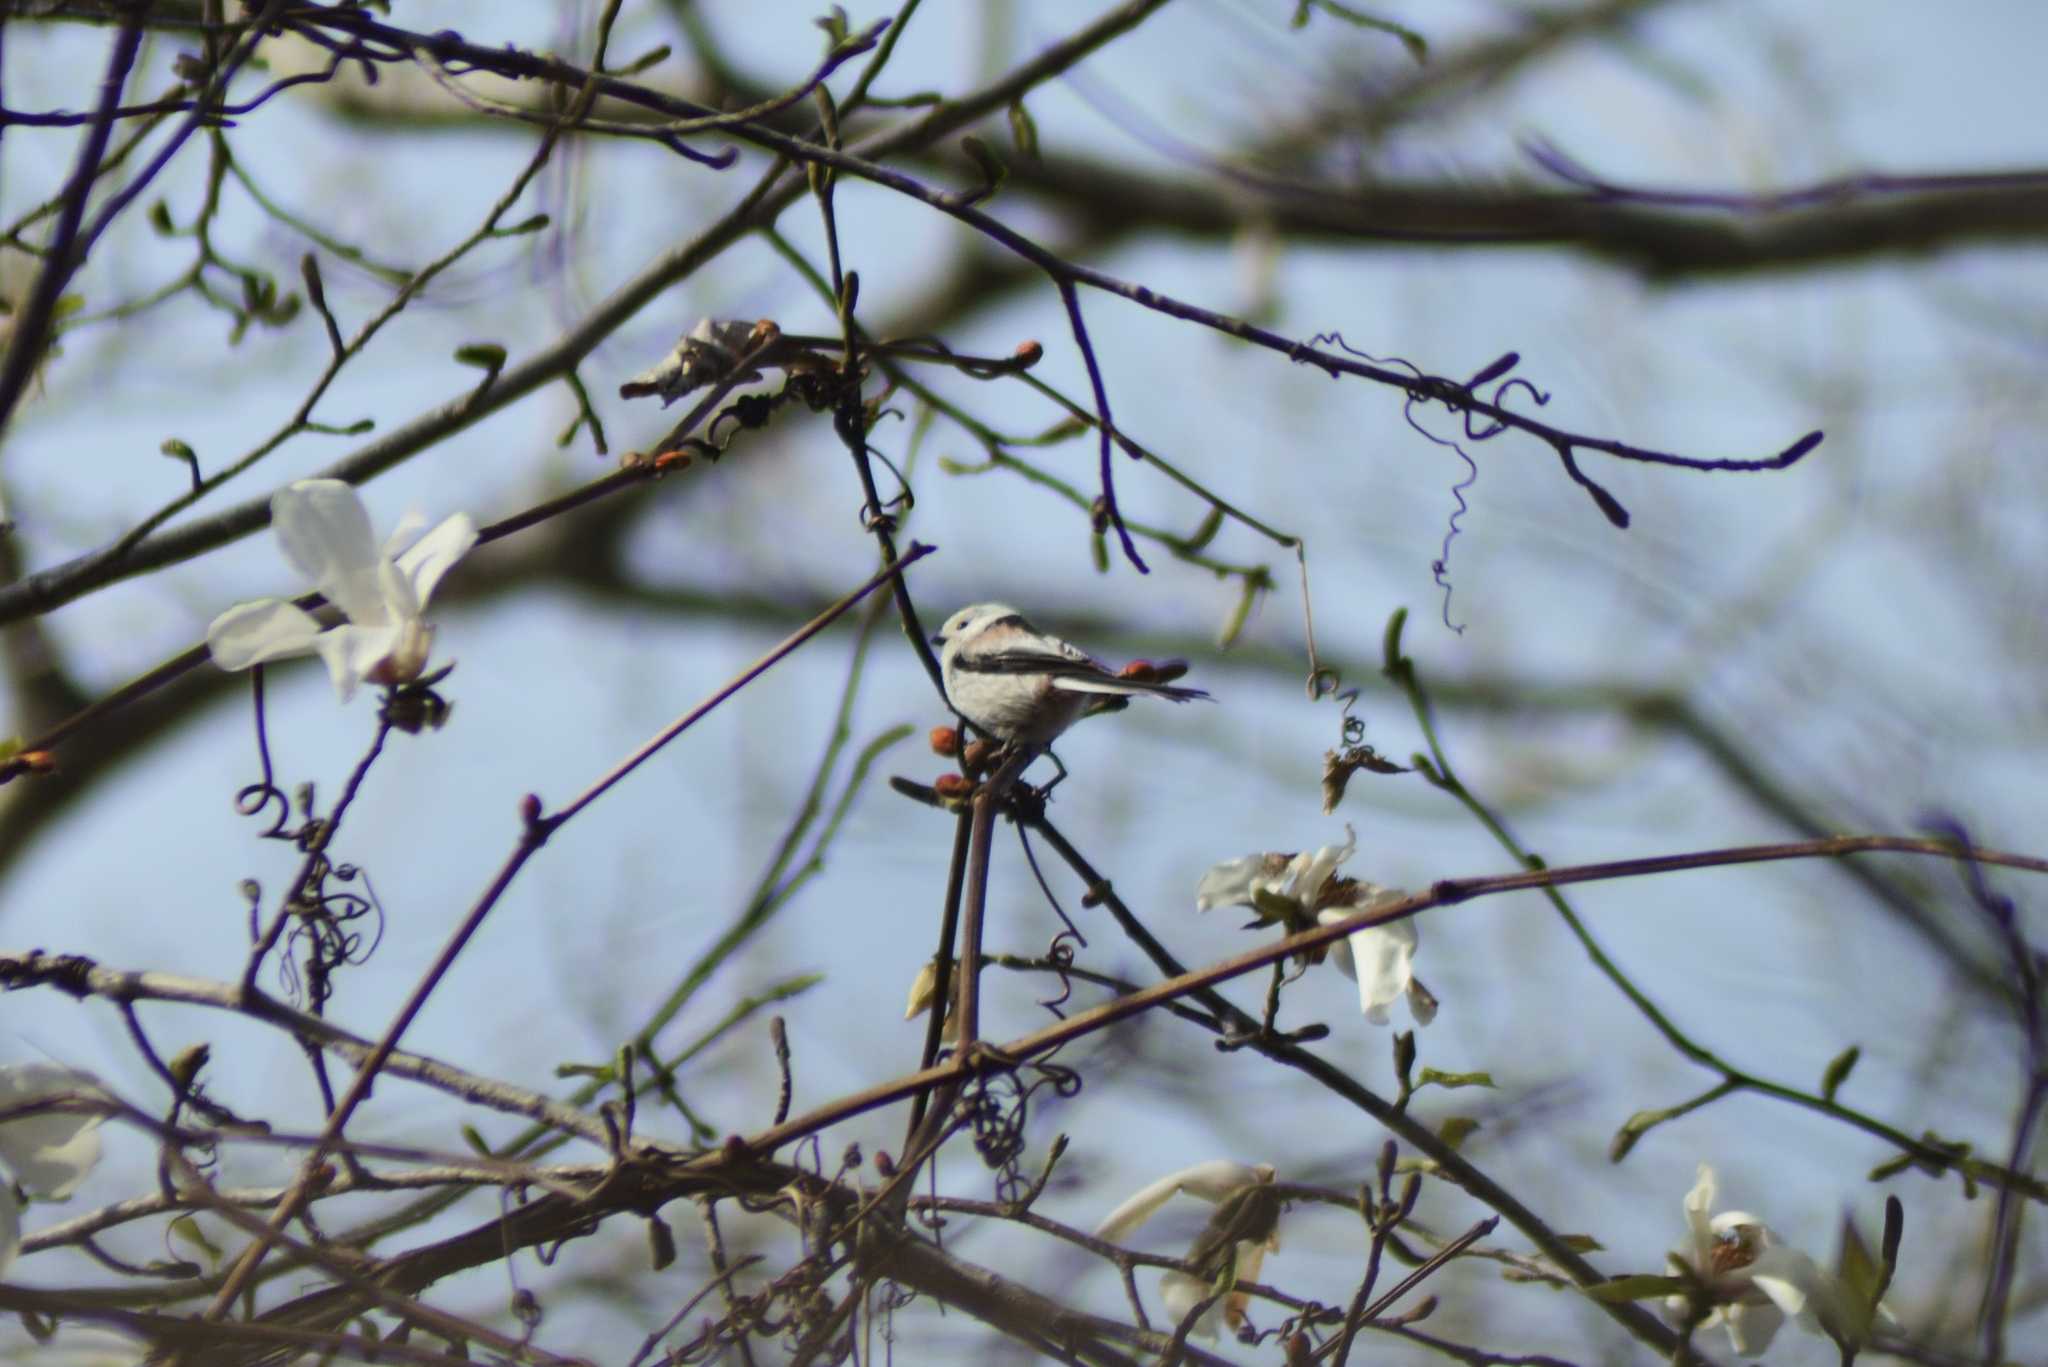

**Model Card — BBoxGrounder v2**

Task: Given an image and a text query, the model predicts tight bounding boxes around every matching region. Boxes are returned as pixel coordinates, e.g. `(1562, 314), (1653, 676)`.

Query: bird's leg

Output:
(1032, 747), (1069, 798)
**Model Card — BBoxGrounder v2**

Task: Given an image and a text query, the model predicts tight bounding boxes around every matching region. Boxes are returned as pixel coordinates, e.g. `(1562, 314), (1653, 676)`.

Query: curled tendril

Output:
(1299, 332), (1621, 634)
(1415, 424), (1476, 635)
(863, 443), (915, 518)
(236, 781), (291, 839)
(278, 864), (388, 1011)
(1472, 376), (1551, 439)
(1036, 930), (1080, 1016)
(234, 668), (294, 837)
(1334, 687), (1366, 745)
(965, 1062), (1082, 1204)
(1015, 825), (1086, 950)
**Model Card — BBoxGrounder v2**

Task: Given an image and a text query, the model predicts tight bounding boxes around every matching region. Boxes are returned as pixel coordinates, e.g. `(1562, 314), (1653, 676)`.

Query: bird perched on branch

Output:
(933, 603), (1211, 759)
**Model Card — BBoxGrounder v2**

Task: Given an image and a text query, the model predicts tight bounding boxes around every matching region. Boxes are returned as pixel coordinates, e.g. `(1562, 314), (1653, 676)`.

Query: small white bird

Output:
(933, 602), (1210, 754)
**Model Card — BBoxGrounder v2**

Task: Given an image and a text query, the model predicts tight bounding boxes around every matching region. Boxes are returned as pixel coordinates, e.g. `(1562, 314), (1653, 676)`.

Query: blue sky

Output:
(2, 2), (2044, 1361)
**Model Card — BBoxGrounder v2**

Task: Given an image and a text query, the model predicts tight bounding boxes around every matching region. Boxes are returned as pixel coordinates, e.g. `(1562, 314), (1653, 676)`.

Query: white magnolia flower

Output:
(1096, 1160), (1279, 1341)
(1095, 1159), (1274, 1243)
(0, 1063), (110, 1277)
(206, 480), (477, 701)
(1669, 1164), (1840, 1356)
(1197, 828), (1435, 1026)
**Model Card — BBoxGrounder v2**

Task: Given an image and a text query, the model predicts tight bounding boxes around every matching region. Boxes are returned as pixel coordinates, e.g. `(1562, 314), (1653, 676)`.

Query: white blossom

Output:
(1095, 1159), (1273, 1243)
(206, 479), (477, 701)
(0, 1063), (109, 1277)
(1669, 1164), (1840, 1356)
(1197, 828), (1435, 1025)
(1159, 1241), (1272, 1341)
(1096, 1161), (1278, 1341)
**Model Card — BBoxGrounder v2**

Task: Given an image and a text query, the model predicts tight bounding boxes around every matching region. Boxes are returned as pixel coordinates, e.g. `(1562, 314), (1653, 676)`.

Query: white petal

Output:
(270, 480), (385, 623)
(206, 599), (324, 671)
(1684, 1165), (1719, 1253)
(1750, 1246), (1840, 1335)
(1720, 1298), (1785, 1356)
(1406, 978), (1440, 1026)
(1094, 1160), (1270, 1242)
(380, 508), (428, 561)
(393, 511), (477, 610)
(1319, 911), (1417, 1023)
(1223, 1238), (1270, 1332)
(0, 1064), (105, 1198)
(312, 623), (403, 701)
(0, 1184), (18, 1280)
(374, 555), (421, 626)
(1195, 856), (1266, 912)
(1160, 1269), (1224, 1339)
(369, 619), (435, 686)
(1285, 825), (1355, 903)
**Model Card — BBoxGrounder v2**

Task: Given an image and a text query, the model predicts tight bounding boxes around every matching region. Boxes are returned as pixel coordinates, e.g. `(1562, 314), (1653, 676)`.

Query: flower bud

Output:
(929, 725), (961, 756)
(905, 960), (940, 1019)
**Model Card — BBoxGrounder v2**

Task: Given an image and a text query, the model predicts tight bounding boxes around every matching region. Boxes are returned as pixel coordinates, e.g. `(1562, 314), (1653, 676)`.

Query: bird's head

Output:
(932, 602), (1024, 650)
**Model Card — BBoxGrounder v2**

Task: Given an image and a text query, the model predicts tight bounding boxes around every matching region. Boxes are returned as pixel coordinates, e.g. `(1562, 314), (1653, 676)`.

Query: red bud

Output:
(1120, 658), (1188, 684)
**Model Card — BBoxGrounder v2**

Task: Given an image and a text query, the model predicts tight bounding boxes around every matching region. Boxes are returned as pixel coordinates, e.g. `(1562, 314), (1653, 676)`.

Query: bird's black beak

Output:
(929, 634), (945, 647)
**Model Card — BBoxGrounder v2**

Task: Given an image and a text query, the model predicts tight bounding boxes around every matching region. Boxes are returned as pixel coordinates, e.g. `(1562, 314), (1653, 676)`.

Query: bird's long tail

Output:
(1051, 674), (1210, 703)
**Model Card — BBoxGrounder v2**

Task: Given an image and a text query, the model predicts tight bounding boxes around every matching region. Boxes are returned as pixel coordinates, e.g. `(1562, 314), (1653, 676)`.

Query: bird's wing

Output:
(961, 648), (1211, 702)
(960, 647), (1109, 678)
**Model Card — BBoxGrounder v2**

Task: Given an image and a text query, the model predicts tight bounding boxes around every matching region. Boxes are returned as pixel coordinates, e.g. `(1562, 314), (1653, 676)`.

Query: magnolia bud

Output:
(904, 960), (940, 1019)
